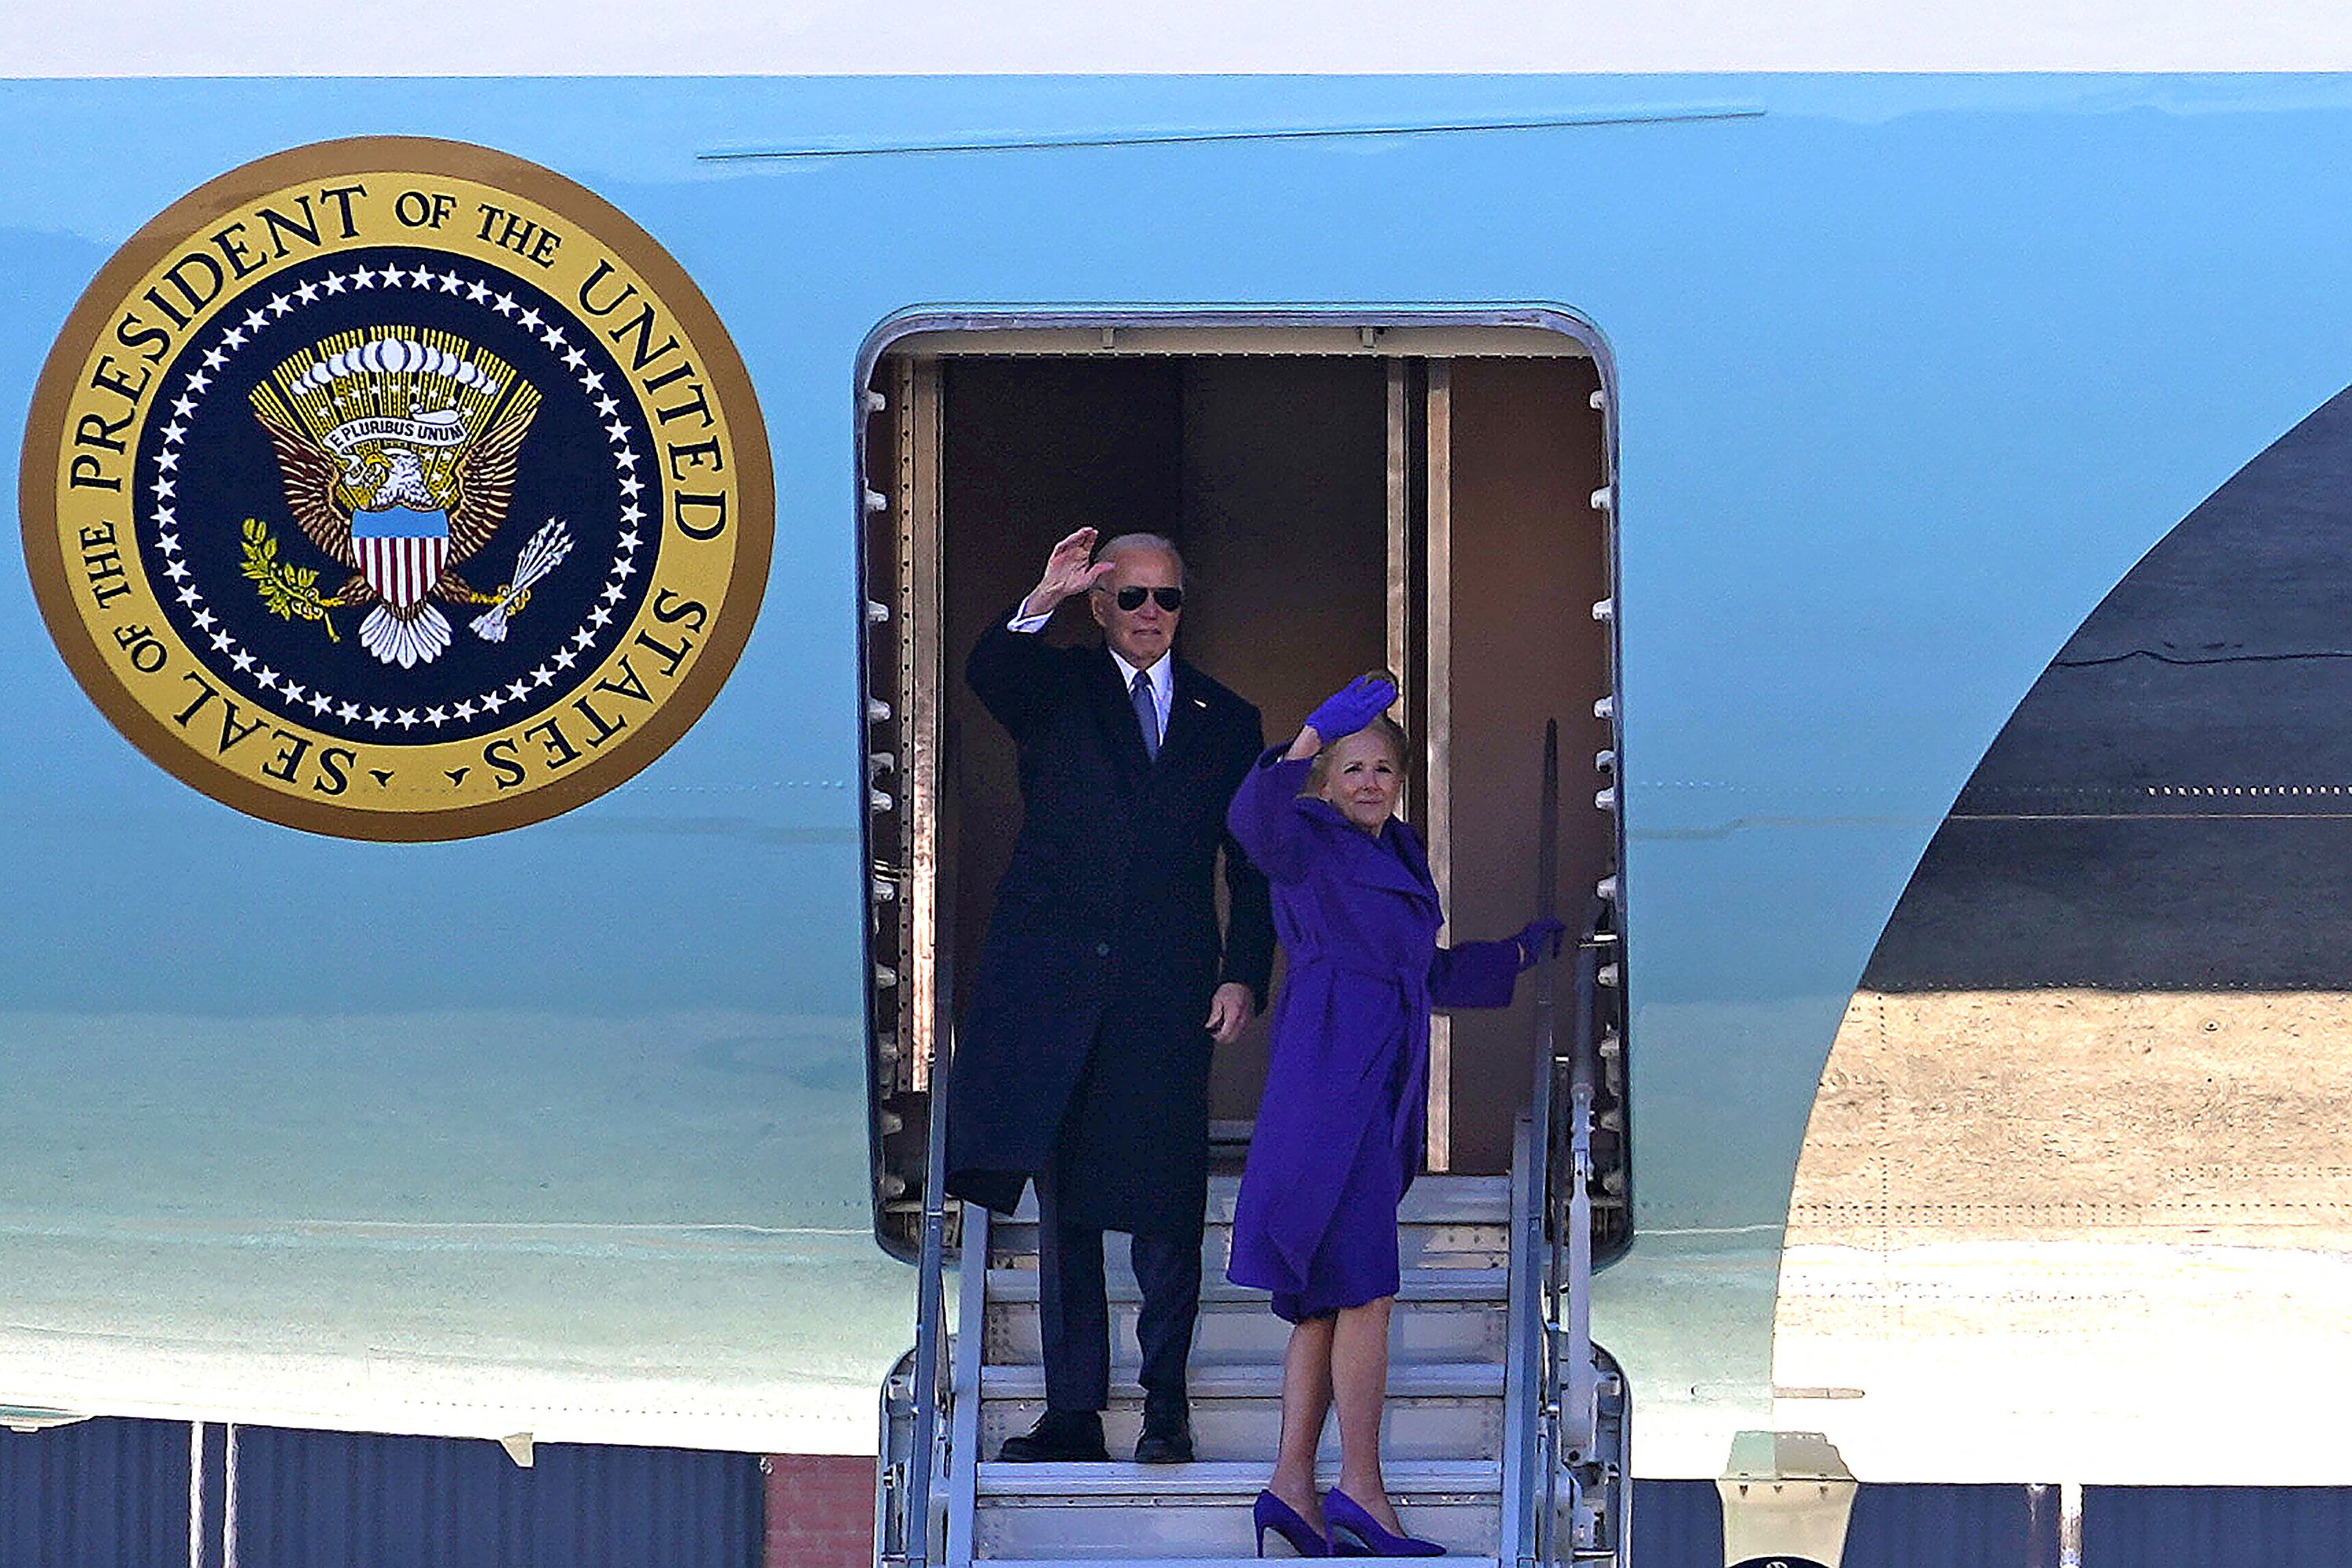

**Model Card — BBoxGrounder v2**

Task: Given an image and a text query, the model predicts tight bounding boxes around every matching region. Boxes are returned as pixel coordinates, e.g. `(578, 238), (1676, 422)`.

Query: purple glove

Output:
(1512, 918), (1568, 969)
(1304, 674), (1399, 743)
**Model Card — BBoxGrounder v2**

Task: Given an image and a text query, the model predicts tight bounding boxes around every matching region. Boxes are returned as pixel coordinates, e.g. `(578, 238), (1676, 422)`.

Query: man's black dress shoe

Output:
(1134, 1400), (1194, 1464)
(996, 1410), (1108, 1463)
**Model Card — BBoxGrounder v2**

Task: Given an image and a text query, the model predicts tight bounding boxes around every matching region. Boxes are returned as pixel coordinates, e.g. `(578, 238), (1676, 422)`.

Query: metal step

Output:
(976, 1457), (1498, 1497)
(978, 1361), (1504, 1403)
(971, 1459), (1501, 1560)
(982, 1269), (1509, 1365)
(978, 1362), (1506, 1465)
(976, 1397), (1505, 1468)
(998, 1175), (1509, 1228)
(985, 1219), (1508, 1274)
(980, 1392), (1502, 1466)
(983, 1266), (1506, 1307)
(984, 1561), (1500, 1568)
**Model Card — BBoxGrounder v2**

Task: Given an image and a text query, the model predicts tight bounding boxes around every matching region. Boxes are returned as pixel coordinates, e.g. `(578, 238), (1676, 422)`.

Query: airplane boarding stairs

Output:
(878, 922), (1629, 1568)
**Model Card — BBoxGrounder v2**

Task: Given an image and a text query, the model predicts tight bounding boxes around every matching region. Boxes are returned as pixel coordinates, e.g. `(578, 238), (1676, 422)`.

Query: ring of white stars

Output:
(151, 260), (649, 736)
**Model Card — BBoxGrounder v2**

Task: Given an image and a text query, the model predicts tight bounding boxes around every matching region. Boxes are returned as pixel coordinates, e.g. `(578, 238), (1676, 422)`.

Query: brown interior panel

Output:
(938, 358), (1186, 1027)
(1174, 358), (1390, 1117)
(1438, 356), (1613, 1171)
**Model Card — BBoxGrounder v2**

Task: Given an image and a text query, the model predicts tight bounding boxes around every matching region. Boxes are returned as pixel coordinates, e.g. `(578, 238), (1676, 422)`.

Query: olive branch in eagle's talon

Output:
(240, 517), (345, 642)
(470, 518), (575, 644)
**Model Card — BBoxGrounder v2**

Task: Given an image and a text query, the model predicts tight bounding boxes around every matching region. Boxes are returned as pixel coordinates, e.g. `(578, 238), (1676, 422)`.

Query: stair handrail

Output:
(886, 1029), (955, 1568)
(1553, 917), (1606, 1451)
(1516, 877), (1611, 1568)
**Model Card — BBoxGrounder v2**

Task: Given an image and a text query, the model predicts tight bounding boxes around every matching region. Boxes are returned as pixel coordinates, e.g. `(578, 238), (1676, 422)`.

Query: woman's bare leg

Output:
(1269, 1314), (1335, 1529)
(1331, 1294), (1404, 1534)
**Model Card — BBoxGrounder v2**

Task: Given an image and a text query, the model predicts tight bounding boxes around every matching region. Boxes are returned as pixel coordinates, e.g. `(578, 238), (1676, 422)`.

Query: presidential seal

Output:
(20, 137), (771, 840)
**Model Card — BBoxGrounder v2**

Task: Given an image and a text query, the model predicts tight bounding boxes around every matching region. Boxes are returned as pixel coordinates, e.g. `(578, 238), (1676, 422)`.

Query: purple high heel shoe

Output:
(1253, 1490), (1332, 1558)
(1324, 1489), (1446, 1557)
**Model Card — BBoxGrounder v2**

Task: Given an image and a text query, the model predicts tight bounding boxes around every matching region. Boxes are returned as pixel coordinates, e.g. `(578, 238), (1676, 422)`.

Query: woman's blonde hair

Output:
(1306, 670), (1411, 792)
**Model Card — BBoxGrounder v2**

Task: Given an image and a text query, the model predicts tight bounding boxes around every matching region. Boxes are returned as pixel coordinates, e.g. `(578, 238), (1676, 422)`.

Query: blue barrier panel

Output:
(1846, 1483), (2040, 1567)
(0, 1418), (761, 1568)
(228, 1426), (762, 1568)
(0, 1417), (192, 1568)
(2087, 1486), (2352, 1568)
(1638, 1479), (2042, 1568)
(1635, 1479), (1724, 1566)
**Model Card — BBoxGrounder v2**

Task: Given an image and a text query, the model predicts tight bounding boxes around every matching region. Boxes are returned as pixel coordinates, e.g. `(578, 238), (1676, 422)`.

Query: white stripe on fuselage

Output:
(5, 0), (2352, 74)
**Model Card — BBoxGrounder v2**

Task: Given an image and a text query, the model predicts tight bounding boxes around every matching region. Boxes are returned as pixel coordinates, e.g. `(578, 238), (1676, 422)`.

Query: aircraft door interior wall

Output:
(1170, 358), (1392, 1118)
(936, 358), (1189, 1039)
(1436, 355), (1613, 1171)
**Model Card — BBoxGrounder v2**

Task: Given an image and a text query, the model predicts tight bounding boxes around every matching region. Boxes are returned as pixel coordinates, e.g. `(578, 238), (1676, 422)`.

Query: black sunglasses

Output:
(1108, 585), (1185, 613)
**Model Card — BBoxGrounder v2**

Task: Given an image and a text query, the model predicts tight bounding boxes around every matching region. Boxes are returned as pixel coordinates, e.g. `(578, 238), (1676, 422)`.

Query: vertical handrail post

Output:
(1560, 941), (1599, 1463)
(896, 1029), (955, 1568)
(1527, 721), (1562, 1567)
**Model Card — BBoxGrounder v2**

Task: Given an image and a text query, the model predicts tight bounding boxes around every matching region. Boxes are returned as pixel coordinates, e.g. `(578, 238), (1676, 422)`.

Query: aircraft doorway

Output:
(858, 318), (1626, 1254)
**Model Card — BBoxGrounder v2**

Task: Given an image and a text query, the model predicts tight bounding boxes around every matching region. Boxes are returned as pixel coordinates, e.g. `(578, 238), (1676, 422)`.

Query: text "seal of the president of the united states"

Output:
(20, 136), (772, 840)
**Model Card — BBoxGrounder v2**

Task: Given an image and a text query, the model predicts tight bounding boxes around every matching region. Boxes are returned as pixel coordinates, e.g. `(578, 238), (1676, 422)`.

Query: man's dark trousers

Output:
(1036, 1171), (1200, 1415)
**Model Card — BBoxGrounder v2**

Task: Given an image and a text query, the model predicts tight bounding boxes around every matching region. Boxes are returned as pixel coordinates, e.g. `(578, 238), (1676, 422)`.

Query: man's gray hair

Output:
(1092, 532), (1186, 586)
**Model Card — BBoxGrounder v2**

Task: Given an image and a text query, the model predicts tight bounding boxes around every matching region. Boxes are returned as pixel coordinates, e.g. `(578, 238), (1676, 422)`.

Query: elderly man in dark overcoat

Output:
(946, 526), (1274, 1465)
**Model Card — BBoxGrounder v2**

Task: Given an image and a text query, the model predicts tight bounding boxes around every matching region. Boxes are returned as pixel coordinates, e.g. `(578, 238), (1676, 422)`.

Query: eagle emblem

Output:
(249, 330), (546, 667)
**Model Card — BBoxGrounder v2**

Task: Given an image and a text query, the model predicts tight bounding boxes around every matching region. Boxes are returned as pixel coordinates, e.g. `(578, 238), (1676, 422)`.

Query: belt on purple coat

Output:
(1283, 950), (1429, 1085)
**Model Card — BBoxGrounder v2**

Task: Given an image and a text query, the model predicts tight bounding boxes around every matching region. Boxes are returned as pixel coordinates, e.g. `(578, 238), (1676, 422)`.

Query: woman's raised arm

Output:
(1226, 750), (1319, 884)
(1232, 675), (1402, 880)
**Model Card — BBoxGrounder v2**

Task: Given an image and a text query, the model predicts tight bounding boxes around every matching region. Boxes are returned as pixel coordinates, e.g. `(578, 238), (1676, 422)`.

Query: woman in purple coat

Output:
(1225, 673), (1559, 1559)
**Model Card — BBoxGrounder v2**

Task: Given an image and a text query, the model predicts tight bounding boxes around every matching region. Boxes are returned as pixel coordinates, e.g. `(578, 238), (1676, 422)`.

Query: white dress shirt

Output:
(1109, 646), (1174, 739)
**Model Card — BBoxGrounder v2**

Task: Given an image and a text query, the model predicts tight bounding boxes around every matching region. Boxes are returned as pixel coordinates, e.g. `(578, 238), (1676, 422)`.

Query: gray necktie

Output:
(1131, 670), (1160, 761)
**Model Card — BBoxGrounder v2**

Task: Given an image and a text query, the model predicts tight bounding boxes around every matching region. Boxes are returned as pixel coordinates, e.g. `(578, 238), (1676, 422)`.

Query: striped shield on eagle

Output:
(352, 499), (450, 621)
